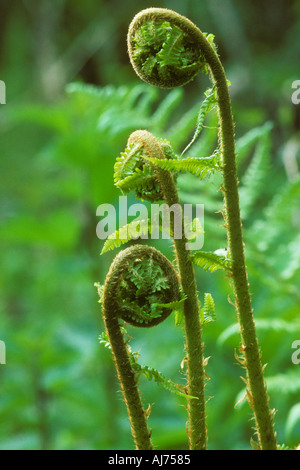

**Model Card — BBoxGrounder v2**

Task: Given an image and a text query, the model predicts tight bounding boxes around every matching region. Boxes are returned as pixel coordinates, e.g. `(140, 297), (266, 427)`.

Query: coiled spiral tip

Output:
(102, 245), (180, 328)
(127, 8), (207, 88)
(114, 129), (177, 202)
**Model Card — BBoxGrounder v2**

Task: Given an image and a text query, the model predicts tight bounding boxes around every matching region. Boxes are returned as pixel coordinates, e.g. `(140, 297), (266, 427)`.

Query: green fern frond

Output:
(100, 219), (151, 255)
(264, 175), (300, 225)
(250, 175), (300, 252)
(114, 137), (177, 201)
(157, 26), (185, 67)
(132, 18), (205, 87)
(116, 166), (161, 197)
(285, 403), (300, 441)
(190, 250), (233, 273)
(153, 296), (186, 312)
(217, 319), (300, 347)
(200, 293), (216, 325)
(181, 86), (217, 156)
(99, 330), (196, 399)
(131, 361), (197, 400)
(167, 101), (202, 151)
(144, 151), (221, 179)
(114, 142), (163, 202)
(114, 143), (143, 184)
(151, 88), (183, 130)
(239, 122), (273, 219)
(276, 444), (293, 451)
(236, 121), (273, 167)
(266, 371), (300, 396)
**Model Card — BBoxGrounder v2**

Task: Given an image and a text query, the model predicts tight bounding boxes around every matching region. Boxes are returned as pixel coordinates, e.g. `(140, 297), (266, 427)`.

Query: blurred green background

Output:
(0, 0), (300, 450)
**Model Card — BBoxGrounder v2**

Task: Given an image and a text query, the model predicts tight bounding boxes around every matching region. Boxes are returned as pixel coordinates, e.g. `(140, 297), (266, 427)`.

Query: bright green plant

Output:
(97, 7), (282, 450)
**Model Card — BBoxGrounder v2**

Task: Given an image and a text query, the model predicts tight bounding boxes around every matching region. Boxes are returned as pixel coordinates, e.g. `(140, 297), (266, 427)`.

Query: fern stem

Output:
(163, 173), (207, 450)
(195, 30), (277, 452)
(132, 130), (207, 450)
(102, 310), (153, 450)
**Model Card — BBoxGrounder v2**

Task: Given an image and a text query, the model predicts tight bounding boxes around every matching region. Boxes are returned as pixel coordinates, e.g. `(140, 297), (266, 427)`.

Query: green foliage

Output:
(200, 293), (217, 325)
(238, 121), (273, 219)
(132, 18), (205, 87)
(181, 87), (217, 155)
(115, 256), (174, 325)
(100, 219), (152, 255)
(190, 250), (233, 273)
(130, 361), (196, 400)
(114, 137), (177, 202)
(143, 151), (221, 179)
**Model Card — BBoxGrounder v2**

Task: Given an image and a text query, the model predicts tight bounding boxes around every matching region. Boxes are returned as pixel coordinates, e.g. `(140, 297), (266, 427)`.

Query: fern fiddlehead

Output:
(102, 244), (181, 450)
(114, 130), (207, 450)
(127, 8), (277, 450)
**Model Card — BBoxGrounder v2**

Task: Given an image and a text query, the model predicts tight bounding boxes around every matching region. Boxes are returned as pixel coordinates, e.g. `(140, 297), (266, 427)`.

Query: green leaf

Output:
(181, 86), (217, 156)
(154, 297), (186, 311)
(239, 122), (273, 219)
(285, 403), (300, 440)
(218, 319), (300, 347)
(190, 250), (232, 273)
(200, 293), (216, 325)
(130, 361), (197, 400)
(99, 329), (196, 400)
(100, 219), (151, 254)
(236, 121), (273, 166)
(151, 88), (183, 130)
(144, 151), (221, 179)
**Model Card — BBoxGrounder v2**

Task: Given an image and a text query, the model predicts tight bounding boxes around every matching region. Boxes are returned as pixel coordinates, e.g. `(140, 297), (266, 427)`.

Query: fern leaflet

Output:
(181, 86), (217, 156)
(190, 250), (232, 273)
(144, 151), (221, 179)
(100, 219), (150, 254)
(200, 293), (216, 325)
(99, 331), (196, 400)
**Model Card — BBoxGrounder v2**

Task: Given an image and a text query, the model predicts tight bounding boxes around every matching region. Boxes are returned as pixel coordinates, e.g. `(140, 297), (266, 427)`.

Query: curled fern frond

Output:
(128, 8), (217, 88)
(114, 130), (177, 202)
(103, 245), (181, 328)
